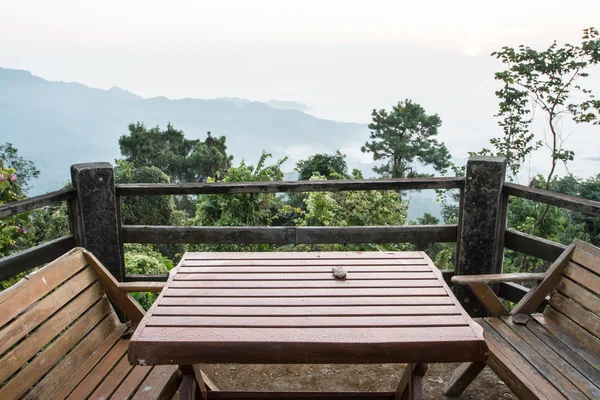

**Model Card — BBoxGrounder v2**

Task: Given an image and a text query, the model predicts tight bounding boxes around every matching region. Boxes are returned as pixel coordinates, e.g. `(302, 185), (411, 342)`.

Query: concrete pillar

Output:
(455, 156), (507, 317)
(71, 162), (125, 282)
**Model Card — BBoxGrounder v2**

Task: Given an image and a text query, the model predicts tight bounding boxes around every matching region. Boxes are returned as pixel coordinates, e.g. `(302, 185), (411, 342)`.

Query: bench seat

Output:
(0, 248), (182, 400)
(446, 239), (600, 399)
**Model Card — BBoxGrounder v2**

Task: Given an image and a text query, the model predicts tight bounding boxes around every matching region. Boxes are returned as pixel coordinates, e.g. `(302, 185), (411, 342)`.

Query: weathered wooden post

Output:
(455, 156), (507, 317)
(71, 162), (125, 282)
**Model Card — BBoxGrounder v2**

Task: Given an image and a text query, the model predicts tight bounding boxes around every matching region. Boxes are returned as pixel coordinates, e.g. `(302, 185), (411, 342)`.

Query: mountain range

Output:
(0, 66), (440, 220)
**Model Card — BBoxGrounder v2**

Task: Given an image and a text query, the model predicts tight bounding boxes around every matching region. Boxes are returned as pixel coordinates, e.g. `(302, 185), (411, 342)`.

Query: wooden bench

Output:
(445, 239), (600, 399)
(0, 247), (182, 400)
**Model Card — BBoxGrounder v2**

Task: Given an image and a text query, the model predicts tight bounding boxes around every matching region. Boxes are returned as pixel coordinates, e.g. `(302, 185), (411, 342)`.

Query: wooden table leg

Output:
(395, 363), (427, 400)
(180, 365), (207, 400)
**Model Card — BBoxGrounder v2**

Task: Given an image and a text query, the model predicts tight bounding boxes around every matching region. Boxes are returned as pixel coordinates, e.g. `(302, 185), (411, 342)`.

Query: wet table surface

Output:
(128, 251), (487, 366)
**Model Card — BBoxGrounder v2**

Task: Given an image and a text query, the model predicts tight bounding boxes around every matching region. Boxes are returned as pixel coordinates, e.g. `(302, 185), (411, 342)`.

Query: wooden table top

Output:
(128, 251), (487, 366)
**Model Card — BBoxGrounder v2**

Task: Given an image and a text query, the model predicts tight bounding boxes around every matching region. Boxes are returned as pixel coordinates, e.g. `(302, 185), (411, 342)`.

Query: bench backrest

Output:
(0, 247), (121, 399)
(545, 240), (600, 352)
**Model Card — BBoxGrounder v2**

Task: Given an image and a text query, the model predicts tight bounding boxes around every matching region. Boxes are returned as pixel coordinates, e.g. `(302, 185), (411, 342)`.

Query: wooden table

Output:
(129, 251), (488, 400)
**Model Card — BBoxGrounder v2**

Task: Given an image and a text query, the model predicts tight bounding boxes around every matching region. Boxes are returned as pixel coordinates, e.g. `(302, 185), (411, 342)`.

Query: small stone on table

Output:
(332, 266), (347, 279)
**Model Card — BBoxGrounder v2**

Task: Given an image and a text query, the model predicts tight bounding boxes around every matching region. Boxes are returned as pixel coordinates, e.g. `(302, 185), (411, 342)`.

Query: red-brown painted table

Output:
(129, 251), (487, 399)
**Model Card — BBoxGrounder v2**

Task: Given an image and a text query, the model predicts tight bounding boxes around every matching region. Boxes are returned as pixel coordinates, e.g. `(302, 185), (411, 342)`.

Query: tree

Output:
(486, 27), (600, 234)
(114, 161), (182, 226)
(361, 100), (451, 178)
(298, 170), (407, 227)
(118, 123), (232, 183)
(295, 150), (349, 180)
(194, 152), (287, 227)
(0, 143), (40, 195)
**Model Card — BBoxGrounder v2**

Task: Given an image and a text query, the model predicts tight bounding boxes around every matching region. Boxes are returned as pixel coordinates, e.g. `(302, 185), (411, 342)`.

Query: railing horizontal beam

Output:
(116, 177), (464, 196)
(125, 273), (169, 282)
(0, 187), (76, 218)
(0, 235), (75, 281)
(504, 182), (600, 217)
(122, 225), (458, 245)
(504, 229), (566, 262)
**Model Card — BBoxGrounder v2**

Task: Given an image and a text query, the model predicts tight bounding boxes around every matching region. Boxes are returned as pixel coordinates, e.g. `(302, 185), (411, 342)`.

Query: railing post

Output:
(455, 156), (507, 317)
(71, 162), (125, 282)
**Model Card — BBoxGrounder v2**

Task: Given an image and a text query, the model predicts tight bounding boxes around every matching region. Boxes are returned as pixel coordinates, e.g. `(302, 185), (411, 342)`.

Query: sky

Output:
(1, 0), (600, 181)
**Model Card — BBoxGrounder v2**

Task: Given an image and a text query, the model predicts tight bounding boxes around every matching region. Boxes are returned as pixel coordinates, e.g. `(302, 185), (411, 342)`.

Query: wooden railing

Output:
(0, 188), (77, 281)
(2, 158), (600, 317)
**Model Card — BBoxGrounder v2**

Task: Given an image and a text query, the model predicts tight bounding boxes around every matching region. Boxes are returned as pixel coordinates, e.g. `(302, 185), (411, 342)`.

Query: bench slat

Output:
(110, 366), (153, 400)
(0, 267), (96, 356)
(563, 261), (600, 296)
(64, 338), (129, 400)
(486, 318), (585, 399)
(0, 283), (105, 384)
(47, 325), (128, 400)
(549, 294), (600, 340)
(501, 317), (600, 398)
(526, 318), (600, 392)
(477, 319), (558, 399)
(0, 249), (87, 327)
(556, 277), (600, 315)
(534, 313), (600, 369)
(24, 315), (121, 400)
(131, 365), (182, 400)
(0, 298), (113, 400)
(89, 354), (135, 399)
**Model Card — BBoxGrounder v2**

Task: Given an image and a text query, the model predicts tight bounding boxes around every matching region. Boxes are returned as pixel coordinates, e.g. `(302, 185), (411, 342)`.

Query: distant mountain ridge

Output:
(0, 67), (367, 194)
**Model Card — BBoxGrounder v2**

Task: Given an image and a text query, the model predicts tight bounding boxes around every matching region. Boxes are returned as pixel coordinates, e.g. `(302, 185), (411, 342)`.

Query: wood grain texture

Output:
(533, 313), (600, 372)
(129, 251), (486, 366)
(119, 281), (165, 292)
(0, 247), (86, 327)
(0, 187), (76, 218)
(130, 365), (182, 400)
(174, 272), (436, 280)
(0, 235), (76, 281)
(110, 366), (152, 400)
(556, 277), (600, 315)
(122, 225), (457, 245)
(468, 284), (509, 317)
(548, 294), (600, 339)
(452, 272), (545, 285)
(486, 317), (586, 399)
(502, 317), (600, 398)
(0, 283), (105, 384)
(84, 250), (145, 323)
(152, 305), (462, 317)
(163, 287), (449, 297)
(504, 182), (600, 217)
(116, 177), (465, 196)
(158, 296), (456, 307)
(63, 338), (129, 400)
(24, 317), (123, 400)
(478, 318), (565, 399)
(0, 267), (96, 356)
(504, 229), (566, 262)
(512, 243), (575, 315)
(0, 299), (113, 400)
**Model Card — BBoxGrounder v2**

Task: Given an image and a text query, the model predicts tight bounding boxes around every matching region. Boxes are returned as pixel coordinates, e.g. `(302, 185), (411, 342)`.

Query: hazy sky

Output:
(1, 0), (599, 180)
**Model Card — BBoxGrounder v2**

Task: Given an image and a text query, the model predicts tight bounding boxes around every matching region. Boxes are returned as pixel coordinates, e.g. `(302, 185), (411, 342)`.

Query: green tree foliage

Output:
(119, 123), (232, 183)
(298, 171), (407, 227)
(0, 143), (40, 195)
(194, 152), (287, 227)
(485, 28), (600, 235)
(361, 100), (451, 178)
(114, 161), (183, 226)
(295, 150), (349, 180)
(124, 244), (174, 309)
(488, 27), (600, 179)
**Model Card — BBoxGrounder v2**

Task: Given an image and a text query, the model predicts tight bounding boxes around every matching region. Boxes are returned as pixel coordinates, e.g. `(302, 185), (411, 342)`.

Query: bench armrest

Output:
(452, 273), (546, 285)
(119, 282), (165, 292)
